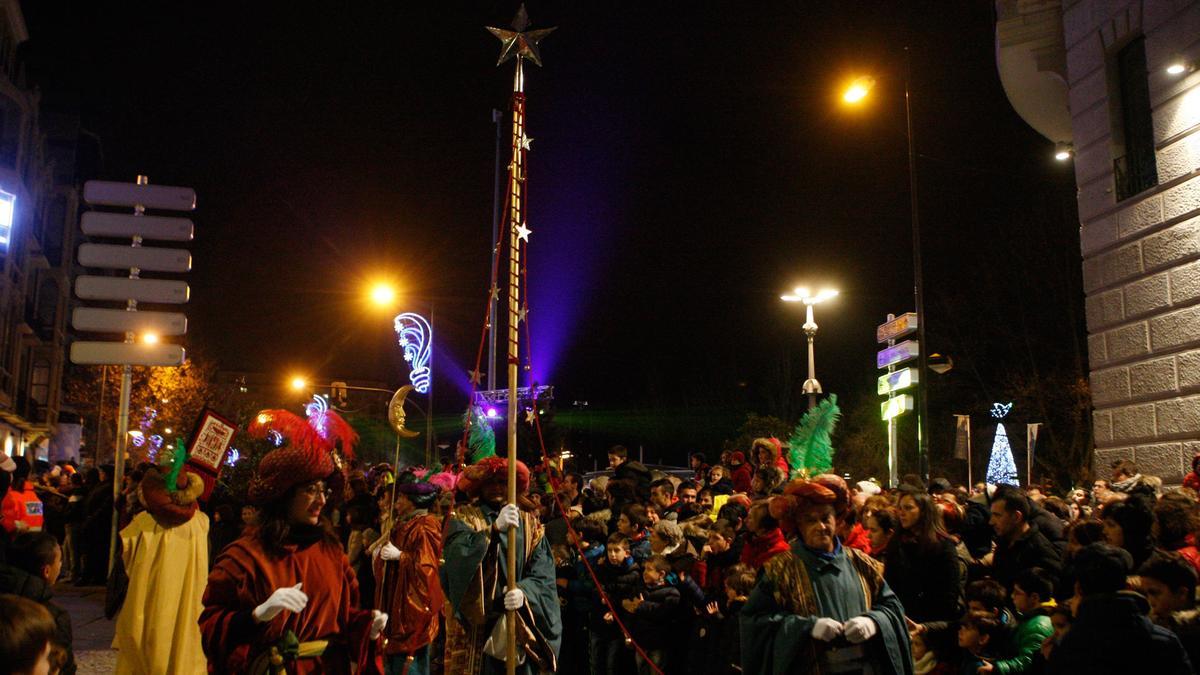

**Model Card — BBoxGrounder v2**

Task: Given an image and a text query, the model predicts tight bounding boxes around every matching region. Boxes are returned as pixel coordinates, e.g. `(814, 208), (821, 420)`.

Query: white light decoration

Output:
(986, 402), (1019, 486)
(394, 312), (432, 394)
(305, 394), (330, 438)
(0, 188), (14, 249)
(225, 448), (241, 467)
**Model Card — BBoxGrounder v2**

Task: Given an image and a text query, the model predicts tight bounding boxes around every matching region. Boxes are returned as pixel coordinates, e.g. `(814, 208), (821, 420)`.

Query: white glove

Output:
(504, 587), (526, 611)
(811, 617), (843, 642)
(252, 583), (308, 623)
(378, 543), (402, 561)
(493, 504), (521, 533)
(369, 610), (388, 639)
(842, 616), (878, 643)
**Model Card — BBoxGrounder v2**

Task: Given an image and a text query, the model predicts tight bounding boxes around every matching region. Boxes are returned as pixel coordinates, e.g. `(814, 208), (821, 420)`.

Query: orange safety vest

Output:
(1, 486), (44, 532)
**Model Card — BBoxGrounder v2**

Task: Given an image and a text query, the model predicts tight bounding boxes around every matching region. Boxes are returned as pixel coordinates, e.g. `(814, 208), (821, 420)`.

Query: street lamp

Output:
(368, 282), (397, 309)
(841, 48), (931, 481)
(290, 376), (308, 392)
(781, 287), (838, 410)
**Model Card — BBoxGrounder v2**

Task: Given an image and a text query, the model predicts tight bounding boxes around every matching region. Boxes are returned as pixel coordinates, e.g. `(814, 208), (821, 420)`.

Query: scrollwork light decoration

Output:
(305, 395), (330, 438)
(394, 312), (432, 394)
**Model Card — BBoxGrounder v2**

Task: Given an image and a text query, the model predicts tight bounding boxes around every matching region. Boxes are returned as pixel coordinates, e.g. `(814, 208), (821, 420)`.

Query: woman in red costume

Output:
(199, 407), (387, 674)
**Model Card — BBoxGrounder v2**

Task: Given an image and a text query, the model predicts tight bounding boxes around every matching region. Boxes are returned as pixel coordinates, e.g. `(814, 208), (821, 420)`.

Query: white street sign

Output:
(83, 180), (196, 211)
(881, 395), (914, 421)
(81, 212), (193, 241)
(72, 308), (186, 336)
(876, 312), (919, 343)
(877, 340), (920, 369)
(877, 367), (921, 395)
(74, 276), (190, 304)
(70, 341), (185, 367)
(78, 243), (191, 273)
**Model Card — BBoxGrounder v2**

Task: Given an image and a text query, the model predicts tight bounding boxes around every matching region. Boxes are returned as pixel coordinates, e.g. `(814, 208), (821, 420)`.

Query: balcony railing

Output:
(1114, 152), (1158, 202)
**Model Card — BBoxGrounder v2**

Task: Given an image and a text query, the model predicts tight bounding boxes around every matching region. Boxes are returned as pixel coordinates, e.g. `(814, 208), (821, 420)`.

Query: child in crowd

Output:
(987, 568), (1055, 674)
(617, 504), (653, 563)
(1139, 551), (1200, 667)
(591, 532), (641, 673)
(1040, 605), (1072, 662)
(622, 554), (682, 675)
(913, 629), (953, 675)
(0, 594), (58, 675)
(958, 610), (1005, 675)
(709, 563), (755, 675)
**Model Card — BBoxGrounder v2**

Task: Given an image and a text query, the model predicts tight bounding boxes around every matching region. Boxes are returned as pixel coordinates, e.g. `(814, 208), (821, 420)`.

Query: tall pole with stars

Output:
(487, 5), (553, 673)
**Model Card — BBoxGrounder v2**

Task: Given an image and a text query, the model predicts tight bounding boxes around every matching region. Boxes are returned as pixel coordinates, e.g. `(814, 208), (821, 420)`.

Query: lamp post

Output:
(843, 47), (930, 482)
(781, 287), (838, 410)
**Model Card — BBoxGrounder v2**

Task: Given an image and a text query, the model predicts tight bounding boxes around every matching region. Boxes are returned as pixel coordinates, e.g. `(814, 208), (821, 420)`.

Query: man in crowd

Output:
(441, 456), (561, 674)
(740, 476), (911, 674)
(372, 469), (445, 675)
(1046, 543), (1191, 673)
(609, 446), (652, 500)
(989, 487), (1062, 591)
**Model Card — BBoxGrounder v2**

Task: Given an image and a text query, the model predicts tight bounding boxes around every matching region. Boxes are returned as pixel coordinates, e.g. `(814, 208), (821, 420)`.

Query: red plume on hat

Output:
(245, 402), (358, 506)
(457, 456), (530, 497)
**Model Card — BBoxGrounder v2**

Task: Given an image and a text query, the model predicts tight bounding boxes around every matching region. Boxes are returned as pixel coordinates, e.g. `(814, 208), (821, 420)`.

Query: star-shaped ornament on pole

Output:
(516, 223), (532, 243)
(468, 369), (484, 385)
(486, 4), (556, 67)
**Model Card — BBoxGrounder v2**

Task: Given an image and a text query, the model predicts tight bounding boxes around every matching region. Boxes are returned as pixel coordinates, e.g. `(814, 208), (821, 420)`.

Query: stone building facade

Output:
(999, 0), (1200, 481)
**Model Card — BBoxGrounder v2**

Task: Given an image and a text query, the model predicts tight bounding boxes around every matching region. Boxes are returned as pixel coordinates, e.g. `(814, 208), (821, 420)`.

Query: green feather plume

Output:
(164, 438), (188, 493)
(787, 394), (841, 478)
(464, 407), (496, 463)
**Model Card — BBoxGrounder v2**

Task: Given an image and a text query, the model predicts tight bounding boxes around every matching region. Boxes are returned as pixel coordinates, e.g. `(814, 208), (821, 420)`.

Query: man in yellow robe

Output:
(114, 463), (210, 674)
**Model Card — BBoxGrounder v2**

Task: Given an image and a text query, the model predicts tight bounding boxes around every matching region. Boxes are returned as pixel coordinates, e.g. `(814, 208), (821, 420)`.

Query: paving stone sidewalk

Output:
(55, 583), (116, 674)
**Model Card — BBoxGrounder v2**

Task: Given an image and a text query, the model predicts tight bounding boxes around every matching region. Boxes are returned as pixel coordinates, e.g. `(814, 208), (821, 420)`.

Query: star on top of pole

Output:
(486, 4), (556, 67)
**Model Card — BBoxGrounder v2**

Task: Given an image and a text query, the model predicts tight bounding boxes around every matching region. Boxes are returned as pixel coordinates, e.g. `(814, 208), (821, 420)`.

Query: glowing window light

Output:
(394, 312), (432, 394)
(0, 189), (14, 248)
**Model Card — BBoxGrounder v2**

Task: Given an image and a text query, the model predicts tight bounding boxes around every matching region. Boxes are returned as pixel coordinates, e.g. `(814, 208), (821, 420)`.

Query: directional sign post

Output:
(73, 176), (195, 575)
(877, 313), (919, 487)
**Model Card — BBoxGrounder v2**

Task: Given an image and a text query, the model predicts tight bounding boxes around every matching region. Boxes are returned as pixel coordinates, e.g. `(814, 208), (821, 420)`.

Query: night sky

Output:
(23, 2), (1083, 467)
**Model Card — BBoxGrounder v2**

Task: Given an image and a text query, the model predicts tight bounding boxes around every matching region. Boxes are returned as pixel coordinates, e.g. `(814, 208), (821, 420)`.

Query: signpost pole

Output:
(108, 174), (147, 575)
(886, 315), (898, 487)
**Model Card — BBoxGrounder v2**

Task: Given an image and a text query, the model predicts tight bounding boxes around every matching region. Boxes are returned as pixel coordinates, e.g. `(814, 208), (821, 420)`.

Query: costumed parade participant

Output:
(371, 469), (445, 675)
(114, 441), (209, 674)
(200, 408), (387, 674)
(441, 456), (561, 674)
(741, 474), (912, 675)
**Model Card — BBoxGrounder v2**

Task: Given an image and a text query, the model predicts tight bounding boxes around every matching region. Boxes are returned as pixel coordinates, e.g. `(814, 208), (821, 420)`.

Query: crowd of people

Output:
(5, 426), (1200, 673)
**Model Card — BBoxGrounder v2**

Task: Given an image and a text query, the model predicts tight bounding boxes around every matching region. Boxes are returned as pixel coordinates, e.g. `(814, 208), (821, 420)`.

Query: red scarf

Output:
(741, 528), (790, 569)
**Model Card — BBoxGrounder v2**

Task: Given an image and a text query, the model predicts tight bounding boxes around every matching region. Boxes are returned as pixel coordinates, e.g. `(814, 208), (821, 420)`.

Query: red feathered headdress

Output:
(245, 405), (358, 506)
(457, 456), (530, 497)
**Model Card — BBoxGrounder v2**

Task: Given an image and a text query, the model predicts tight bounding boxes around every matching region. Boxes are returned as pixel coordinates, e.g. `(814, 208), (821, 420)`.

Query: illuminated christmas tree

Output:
(986, 402), (1019, 486)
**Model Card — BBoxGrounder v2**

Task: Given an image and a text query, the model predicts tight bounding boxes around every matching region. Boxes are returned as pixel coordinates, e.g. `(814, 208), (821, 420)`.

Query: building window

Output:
(1111, 36), (1158, 201)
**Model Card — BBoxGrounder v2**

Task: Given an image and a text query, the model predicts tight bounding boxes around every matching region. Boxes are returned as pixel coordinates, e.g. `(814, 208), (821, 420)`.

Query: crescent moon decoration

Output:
(394, 312), (432, 394)
(388, 385), (421, 439)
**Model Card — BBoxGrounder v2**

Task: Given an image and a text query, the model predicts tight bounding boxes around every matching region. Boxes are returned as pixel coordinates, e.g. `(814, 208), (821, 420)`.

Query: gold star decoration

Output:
(518, 306), (528, 323)
(486, 4), (556, 67)
(519, 134), (534, 151)
(525, 409), (537, 424)
(516, 223), (532, 242)
(468, 369), (483, 385)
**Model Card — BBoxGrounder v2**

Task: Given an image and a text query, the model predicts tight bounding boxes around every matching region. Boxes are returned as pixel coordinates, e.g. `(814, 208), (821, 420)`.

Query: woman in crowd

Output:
(882, 489), (963, 624)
